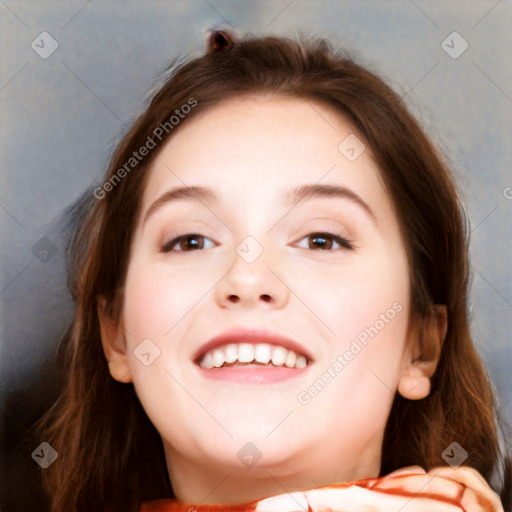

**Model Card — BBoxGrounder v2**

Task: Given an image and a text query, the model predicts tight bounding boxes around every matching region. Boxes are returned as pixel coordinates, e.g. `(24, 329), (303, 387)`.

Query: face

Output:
(104, 95), (416, 500)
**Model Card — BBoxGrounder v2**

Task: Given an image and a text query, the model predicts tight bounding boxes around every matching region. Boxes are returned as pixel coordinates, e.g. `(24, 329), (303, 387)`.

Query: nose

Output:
(214, 243), (289, 309)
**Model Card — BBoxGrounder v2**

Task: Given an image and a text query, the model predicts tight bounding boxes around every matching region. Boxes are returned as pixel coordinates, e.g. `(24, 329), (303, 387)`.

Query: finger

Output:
(373, 473), (465, 503)
(381, 465), (427, 479)
(461, 486), (487, 512)
(431, 467), (504, 512)
(368, 466), (427, 491)
(432, 466), (491, 496)
(305, 485), (464, 511)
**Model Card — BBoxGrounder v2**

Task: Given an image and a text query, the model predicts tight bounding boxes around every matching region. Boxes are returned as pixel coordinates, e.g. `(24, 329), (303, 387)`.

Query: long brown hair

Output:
(35, 30), (510, 511)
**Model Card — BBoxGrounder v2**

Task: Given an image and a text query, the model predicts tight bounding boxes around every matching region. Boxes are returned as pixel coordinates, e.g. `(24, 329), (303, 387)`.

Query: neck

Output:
(164, 443), (381, 504)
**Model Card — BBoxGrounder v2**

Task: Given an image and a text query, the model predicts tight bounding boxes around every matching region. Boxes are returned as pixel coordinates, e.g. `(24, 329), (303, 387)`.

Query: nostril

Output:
(225, 294), (272, 303)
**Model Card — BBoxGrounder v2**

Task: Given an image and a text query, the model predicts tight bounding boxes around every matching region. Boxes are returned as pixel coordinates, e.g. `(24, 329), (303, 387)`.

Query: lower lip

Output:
(195, 364), (309, 384)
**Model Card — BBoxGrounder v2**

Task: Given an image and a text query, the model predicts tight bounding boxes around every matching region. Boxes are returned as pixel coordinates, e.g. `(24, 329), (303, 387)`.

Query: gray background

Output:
(0, 0), (511, 509)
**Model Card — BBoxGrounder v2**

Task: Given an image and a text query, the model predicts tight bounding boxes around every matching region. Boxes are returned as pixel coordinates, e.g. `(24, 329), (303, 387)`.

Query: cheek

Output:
(297, 269), (409, 440)
(120, 261), (206, 443)
(120, 261), (196, 396)
(123, 268), (165, 340)
(293, 246), (410, 402)
(299, 249), (409, 343)
(121, 258), (220, 402)
(122, 260), (211, 341)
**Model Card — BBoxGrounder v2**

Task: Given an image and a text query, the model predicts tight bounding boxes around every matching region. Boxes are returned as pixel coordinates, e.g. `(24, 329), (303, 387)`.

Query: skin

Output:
(100, 95), (451, 504)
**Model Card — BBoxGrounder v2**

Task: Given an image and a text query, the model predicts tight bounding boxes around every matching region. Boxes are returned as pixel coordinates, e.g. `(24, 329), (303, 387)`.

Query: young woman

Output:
(36, 29), (509, 511)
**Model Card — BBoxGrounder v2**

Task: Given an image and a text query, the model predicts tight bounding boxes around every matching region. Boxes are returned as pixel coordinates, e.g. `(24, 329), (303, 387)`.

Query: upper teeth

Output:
(198, 343), (308, 369)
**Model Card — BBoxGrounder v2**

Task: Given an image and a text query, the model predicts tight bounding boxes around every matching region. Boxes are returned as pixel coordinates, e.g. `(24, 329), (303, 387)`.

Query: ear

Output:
(398, 305), (447, 400)
(97, 296), (133, 383)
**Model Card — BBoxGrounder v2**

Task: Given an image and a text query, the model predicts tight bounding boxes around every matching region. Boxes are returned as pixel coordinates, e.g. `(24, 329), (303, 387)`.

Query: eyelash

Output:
(160, 232), (354, 253)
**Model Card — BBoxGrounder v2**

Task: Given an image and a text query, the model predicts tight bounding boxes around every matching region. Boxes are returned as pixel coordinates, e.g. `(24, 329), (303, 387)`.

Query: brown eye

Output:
(296, 232), (354, 251)
(179, 234), (204, 250)
(161, 234), (214, 253)
(309, 233), (333, 250)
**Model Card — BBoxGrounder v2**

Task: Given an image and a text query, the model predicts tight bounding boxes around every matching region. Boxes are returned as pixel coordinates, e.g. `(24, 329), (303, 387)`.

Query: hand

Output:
(255, 465), (504, 512)
(371, 465), (504, 512)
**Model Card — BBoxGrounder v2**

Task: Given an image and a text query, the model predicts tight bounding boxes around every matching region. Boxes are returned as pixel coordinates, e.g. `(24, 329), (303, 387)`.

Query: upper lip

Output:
(193, 328), (314, 364)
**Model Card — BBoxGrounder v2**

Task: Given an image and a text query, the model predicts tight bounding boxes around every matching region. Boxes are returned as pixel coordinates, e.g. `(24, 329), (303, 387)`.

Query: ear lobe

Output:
(398, 361), (434, 400)
(97, 297), (133, 383)
(398, 304), (447, 400)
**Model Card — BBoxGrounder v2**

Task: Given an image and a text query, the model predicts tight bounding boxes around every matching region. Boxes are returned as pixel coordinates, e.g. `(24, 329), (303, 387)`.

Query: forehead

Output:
(142, 95), (388, 212)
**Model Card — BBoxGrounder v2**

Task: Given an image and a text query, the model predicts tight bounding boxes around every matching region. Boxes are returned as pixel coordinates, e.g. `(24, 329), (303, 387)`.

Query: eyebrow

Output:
(287, 184), (377, 224)
(142, 186), (216, 227)
(142, 183), (377, 227)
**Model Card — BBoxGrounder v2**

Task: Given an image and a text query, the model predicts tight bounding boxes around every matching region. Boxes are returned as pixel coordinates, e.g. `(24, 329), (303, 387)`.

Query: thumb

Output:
(382, 465), (427, 479)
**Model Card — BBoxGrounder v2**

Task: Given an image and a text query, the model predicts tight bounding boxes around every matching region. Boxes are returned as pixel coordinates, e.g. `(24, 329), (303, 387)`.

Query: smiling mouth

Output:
(196, 342), (310, 370)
